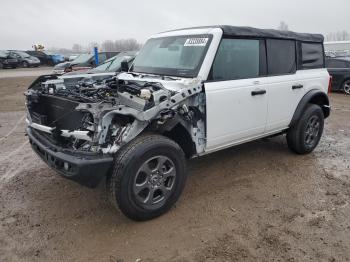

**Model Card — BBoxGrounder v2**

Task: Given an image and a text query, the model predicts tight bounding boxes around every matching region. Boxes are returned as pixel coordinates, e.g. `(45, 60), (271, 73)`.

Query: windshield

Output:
(91, 53), (136, 72)
(132, 35), (212, 77)
(92, 56), (115, 71)
(108, 55), (133, 71)
(71, 54), (92, 64)
(0, 50), (8, 58)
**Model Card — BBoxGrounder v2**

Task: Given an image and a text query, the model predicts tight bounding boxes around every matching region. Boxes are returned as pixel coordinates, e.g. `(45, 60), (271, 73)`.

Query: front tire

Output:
(287, 104), (324, 154)
(107, 134), (187, 221)
(22, 61), (29, 68)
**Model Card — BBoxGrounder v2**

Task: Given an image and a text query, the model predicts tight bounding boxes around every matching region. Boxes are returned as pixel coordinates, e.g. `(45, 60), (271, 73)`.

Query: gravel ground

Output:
(0, 74), (349, 262)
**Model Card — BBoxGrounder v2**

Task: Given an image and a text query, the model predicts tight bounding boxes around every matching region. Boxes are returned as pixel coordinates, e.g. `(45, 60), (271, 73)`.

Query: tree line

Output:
(48, 38), (142, 55)
(278, 21), (350, 42)
(72, 38), (142, 53)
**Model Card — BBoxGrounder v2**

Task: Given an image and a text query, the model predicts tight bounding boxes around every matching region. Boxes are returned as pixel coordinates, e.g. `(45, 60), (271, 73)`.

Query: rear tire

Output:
(342, 79), (350, 95)
(107, 134), (187, 221)
(0, 62), (3, 69)
(287, 104), (324, 154)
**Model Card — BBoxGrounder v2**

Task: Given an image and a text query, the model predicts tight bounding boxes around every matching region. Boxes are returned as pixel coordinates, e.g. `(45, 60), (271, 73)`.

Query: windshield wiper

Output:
(126, 72), (178, 81)
(162, 76), (178, 80)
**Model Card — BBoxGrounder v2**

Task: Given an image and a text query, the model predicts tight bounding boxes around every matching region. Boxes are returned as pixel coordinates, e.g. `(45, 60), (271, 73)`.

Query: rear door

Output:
(263, 39), (304, 132)
(204, 38), (268, 151)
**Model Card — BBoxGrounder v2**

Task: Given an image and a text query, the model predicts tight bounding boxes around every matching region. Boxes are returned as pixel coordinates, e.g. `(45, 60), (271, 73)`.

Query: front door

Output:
(204, 38), (268, 152)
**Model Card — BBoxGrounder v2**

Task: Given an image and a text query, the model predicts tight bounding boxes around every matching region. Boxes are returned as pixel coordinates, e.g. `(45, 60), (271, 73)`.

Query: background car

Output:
(25, 50), (65, 65)
(68, 54), (80, 61)
(64, 51), (137, 75)
(8, 50), (40, 67)
(326, 57), (350, 94)
(0, 50), (19, 69)
(53, 51), (119, 74)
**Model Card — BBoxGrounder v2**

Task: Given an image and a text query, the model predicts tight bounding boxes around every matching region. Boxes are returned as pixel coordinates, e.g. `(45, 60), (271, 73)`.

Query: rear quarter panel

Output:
(297, 68), (329, 95)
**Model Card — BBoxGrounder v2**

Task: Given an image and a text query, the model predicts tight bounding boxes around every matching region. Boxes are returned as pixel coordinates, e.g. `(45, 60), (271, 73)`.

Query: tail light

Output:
(328, 76), (332, 94)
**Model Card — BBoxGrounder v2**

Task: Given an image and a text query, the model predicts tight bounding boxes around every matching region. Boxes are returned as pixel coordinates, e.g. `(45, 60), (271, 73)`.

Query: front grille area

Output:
(28, 94), (86, 130)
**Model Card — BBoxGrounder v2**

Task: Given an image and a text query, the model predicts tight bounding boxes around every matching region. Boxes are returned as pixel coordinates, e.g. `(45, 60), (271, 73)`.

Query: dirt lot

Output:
(0, 67), (53, 79)
(0, 74), (349, 262)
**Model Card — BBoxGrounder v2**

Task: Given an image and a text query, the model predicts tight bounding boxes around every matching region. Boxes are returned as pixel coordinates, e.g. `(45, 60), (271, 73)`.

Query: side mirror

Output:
(120, 61), (129, 72)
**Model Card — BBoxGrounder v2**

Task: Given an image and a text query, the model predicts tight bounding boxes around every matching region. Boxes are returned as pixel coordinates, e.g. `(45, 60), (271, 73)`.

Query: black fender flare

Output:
(153, 116), (196, 158)
(289, 89), (330, 127)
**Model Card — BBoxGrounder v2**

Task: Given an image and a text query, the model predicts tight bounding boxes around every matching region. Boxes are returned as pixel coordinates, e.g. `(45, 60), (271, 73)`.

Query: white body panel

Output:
(296, 68), (330, 95)
(204, 69), (329, 153)
(264, 69), (329, 132)
(204, 78), (268, 151)
(263, 73), (305, 132)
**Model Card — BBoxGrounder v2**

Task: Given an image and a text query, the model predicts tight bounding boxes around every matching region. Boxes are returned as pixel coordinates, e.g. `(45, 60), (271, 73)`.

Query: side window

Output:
(266, 39), (296, 75)
(210, 39), (265, 81)
(98, 53), (107, 63)
(9, 52), (18, 59)
(301, 42), (324, 69)
(107, 52), (117, 59)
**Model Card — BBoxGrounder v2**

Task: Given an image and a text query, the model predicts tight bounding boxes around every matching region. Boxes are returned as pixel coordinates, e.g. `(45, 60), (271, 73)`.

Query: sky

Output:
(0, 0), (349, 50)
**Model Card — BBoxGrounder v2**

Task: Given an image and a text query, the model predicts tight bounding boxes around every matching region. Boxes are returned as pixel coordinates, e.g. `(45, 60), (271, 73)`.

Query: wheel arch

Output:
(290, 89), (330, 127)
(155, 120), (196, 159)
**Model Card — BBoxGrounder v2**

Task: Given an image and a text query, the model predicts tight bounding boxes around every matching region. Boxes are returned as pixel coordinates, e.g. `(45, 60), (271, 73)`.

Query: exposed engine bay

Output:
(25, 73), (206, 156)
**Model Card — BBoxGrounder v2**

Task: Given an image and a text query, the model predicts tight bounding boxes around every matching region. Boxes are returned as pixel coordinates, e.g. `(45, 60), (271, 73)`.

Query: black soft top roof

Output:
(165, 25), (324, 43)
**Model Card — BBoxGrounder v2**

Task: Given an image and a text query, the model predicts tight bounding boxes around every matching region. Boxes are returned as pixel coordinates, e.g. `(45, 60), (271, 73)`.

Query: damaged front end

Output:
(25, 73), (206, 186)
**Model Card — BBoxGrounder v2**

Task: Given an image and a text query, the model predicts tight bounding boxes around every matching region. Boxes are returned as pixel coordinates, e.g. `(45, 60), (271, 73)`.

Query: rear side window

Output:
(301, 42), (324, 69)
(210, 38), (266, 81)
(266, 39), (296, 75)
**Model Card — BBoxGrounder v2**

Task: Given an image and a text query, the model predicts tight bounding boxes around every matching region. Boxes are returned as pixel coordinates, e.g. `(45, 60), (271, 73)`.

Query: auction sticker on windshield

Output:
(184, 38), (209, 46)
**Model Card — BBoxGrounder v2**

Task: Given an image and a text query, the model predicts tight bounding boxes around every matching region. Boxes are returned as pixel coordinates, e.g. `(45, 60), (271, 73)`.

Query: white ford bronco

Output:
(25, 26), (331, 220)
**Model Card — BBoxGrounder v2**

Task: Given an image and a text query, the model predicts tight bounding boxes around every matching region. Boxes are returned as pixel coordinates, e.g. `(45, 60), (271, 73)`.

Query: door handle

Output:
(292, 84), (303, 89)
(251, 89), (266, 96)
